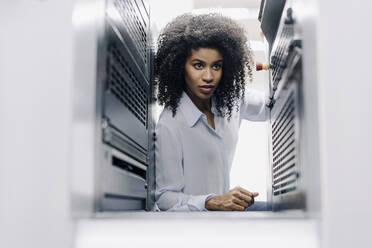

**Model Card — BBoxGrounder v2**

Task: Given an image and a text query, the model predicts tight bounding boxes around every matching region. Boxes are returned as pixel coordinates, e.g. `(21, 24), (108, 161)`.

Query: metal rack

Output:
(87, 0), (155, 211)
(260, 0), (306, 211)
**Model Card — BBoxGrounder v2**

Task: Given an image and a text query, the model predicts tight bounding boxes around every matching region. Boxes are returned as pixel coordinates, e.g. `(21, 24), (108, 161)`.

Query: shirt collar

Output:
(179, 91), (203, 127)
(179, 91), (218, 127)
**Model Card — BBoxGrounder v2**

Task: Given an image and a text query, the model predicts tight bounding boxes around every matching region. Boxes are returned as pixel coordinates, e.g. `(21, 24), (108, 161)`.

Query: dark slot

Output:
(273, 131), (294, 157)
(274, 171), (296, 185)
(274, 163), (296, 179)
(112, 156), (146, 180)
(274, 186), (296, 196)
(272, 122), (295, 149)
(273, 147), (295, 167)
(273, 156), (295, 173)
(273, 179), (296, 191)
(272, 103), (294, 140)
(271, 92), (294, 131)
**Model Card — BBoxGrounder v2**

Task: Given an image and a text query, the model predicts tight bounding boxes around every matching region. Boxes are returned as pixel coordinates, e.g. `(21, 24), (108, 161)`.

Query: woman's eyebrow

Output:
(190, 59), (205, 63)
(190, 59), (223, 63)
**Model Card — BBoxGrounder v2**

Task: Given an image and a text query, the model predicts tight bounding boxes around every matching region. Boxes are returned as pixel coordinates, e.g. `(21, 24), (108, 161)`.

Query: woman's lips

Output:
(199, 85), (214, 94)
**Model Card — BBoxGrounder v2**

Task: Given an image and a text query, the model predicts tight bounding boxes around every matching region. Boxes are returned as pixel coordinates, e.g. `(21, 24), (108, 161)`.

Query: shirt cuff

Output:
(184, 193), (214, 211)
(202, 193), (217, 211)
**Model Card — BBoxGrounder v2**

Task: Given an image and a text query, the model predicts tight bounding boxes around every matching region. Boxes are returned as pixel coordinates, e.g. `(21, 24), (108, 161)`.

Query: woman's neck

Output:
(185, 90), (212, 114)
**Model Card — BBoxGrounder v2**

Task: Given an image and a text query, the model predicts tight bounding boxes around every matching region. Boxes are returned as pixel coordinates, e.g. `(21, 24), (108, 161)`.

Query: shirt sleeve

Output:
(240, 88), (268, 121)
(155, 119), (215, 211)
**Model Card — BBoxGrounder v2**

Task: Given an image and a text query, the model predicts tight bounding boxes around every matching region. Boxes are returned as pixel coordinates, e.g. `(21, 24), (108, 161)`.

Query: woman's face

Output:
(184, 48), (223, 101)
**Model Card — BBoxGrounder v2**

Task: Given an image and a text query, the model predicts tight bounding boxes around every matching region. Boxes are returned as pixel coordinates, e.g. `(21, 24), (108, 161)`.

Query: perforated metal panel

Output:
(106, 0), (150, 75)
(107, 43), (148, 127)
(95, 0), (153, 211)
(269, 82), (304, 211)
(104, 0), (150, 152)
(270, 24), (293, 86)
(266, 2), (305, 211)
(114, 0), (148, 66)
(271, 92), (298, 196)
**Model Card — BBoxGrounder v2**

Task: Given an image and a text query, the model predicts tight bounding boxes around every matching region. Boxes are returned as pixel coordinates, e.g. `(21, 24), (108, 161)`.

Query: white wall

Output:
(230, 50), (270, 201)
(316, 0), (372, 247)
(230, 121), (269, 201)
(0, 1), (75, 247)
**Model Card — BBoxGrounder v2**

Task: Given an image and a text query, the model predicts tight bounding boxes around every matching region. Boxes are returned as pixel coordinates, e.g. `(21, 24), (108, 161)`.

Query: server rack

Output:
(260, 0), (306, 210)
(98, 0), (154, 211)
(72, 0), (155, 212)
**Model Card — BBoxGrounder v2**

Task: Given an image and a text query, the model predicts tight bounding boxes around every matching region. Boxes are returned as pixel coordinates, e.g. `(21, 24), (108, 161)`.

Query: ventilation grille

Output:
(271, 92), (298, 196)
(107, 44), (148, 126)
(271, 24), (294, 85)
(114, 0), (147, 66)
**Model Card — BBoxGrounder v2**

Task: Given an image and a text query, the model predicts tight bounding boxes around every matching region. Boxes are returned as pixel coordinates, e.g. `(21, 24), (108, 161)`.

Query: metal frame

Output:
(266, 0), (307, 211)
(72, 0), (154, 214)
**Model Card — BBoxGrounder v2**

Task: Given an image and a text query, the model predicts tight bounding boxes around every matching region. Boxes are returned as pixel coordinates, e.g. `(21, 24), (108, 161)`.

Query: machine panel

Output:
(261, 0), (307, 210)
(96, 0), (154, 211)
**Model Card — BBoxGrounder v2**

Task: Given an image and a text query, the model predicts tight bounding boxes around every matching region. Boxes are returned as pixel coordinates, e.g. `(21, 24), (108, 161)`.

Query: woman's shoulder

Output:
(156, 107), (185, 133)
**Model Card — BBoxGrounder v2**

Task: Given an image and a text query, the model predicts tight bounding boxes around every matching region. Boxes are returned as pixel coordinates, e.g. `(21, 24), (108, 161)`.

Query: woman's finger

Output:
(239, 188), (259, 198)
(230, 202), (245, 211)
(232, 197), (249, 208)
(233, 191), (253, 204)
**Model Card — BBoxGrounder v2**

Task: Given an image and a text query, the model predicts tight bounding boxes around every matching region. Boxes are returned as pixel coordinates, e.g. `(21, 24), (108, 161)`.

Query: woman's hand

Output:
(205, 187), (259, 211)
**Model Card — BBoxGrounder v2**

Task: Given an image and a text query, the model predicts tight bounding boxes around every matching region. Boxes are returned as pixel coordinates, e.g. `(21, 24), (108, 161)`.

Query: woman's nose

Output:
(202, 68), (214, 82)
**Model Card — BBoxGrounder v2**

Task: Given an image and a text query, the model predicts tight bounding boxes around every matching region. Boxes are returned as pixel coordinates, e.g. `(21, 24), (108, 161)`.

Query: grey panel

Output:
(103, 164), (146, 198)
(106, 0), (149, 77)
(101, 196), (145, 211)
(270, 82), (305, 210)
(72, 0), (153, 213)
(105, 92), (148, 149)
(98, 145), (147, 210)
(146, 50), (156, 211)
(103, 125), (147, 164)
(259, 0), (286, 49)
(95, 0), (153, 211)
(266, 2), (306, 211)
(104, 17), (150, 147)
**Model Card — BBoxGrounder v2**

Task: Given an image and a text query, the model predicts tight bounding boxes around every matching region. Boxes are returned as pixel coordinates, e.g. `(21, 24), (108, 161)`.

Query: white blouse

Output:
(155, 88), (267, 211)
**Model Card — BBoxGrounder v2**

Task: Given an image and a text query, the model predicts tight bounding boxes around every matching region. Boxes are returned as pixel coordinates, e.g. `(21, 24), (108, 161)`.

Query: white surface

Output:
(75, 212), (319, 248)
(316, 0), (372, 247)
(231, 121), (269, 201)
(0, 1), (75, 248)
(71, 0), (105, 218)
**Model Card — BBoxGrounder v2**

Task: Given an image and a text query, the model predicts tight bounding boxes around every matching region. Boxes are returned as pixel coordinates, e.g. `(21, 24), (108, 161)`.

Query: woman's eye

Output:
(193, 63), (203, 69)
(212, 64), (222, 70)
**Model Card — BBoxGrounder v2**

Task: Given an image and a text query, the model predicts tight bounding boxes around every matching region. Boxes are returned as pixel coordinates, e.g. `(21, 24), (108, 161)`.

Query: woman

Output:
(154, 13), (267, 211)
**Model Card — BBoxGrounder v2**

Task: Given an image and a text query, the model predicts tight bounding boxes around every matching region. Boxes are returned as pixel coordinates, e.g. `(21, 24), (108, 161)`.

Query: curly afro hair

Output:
(155, 13), (255, 119)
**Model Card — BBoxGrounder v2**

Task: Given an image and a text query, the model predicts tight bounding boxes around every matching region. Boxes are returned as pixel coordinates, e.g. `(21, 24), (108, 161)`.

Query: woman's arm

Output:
(240, 88), (268, 121)
(205, 186), (258, 211)
(155, 121), (214, 211)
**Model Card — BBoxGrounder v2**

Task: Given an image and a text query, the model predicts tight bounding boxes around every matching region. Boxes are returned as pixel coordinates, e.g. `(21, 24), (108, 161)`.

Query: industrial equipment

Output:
(72, 0), (320, 214)
(72, 0), (155, 212)
(260, 0), (320, 211)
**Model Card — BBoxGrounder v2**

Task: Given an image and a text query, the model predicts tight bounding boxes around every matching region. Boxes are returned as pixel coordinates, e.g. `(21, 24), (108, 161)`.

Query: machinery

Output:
(72, 0), (155, 212)
(2, 0), (371, 247)
(259, 0), (320, 211)
(72, 0), (320, 214)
